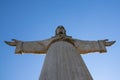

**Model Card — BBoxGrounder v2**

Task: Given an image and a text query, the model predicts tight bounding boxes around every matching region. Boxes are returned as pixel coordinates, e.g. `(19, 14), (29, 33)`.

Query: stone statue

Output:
(5, 25), (115, 80)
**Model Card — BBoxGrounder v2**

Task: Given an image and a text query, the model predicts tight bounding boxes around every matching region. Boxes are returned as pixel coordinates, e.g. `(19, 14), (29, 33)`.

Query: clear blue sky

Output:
(1, 0), (120, 80)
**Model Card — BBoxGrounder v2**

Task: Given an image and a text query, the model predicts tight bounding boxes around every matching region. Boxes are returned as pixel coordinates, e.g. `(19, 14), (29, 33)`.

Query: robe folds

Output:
(39, 41), (93, 80)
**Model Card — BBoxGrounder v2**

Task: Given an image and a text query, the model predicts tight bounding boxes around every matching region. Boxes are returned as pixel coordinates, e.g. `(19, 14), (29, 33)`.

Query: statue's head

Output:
(55, 25), (66, 36)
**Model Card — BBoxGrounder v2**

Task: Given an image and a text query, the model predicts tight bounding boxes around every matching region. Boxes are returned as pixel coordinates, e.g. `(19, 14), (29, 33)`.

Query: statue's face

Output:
(56, 26), (66, 35)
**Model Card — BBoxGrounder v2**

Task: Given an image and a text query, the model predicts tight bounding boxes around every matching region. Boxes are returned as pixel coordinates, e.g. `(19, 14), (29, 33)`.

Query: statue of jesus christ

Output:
(5, 25), (115, 80)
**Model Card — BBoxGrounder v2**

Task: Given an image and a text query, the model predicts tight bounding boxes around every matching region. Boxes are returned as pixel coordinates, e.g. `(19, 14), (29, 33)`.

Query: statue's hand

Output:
(4, 39), (20, 46)
(103, 39), (116, 46)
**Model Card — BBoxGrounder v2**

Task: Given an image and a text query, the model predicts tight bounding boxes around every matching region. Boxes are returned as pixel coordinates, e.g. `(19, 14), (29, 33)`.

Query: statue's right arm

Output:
(4, 39), (52, 54)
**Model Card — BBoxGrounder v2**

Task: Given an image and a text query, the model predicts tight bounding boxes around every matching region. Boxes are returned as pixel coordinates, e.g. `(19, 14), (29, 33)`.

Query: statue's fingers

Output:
(104, 39), (109, 41)
(110, 41), (116, 45)
(4, 41), (9, 44)
(12, 39), (17, 41)
(12, 39), (21, 42)
(105, 41), (116, 46)
(4, 41), (16, 46)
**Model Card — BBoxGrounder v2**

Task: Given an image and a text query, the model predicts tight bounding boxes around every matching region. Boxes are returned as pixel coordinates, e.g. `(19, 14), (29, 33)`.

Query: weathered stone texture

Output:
(39, 41), (93, 80)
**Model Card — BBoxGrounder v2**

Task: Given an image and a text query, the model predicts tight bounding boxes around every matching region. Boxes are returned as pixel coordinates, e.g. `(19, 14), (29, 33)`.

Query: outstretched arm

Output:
(5, 39), (51, 54)
(74, 39), (116, 54)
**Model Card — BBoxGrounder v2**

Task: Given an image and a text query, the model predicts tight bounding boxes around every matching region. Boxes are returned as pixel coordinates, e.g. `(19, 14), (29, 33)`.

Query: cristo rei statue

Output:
(5, 25), (115, 80)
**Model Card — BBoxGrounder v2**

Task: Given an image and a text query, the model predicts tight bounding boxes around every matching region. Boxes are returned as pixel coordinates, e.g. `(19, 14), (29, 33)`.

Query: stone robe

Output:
(14, 38), (107, 80)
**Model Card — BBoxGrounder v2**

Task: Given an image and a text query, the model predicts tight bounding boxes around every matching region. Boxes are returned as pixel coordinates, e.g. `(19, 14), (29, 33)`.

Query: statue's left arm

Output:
(73, 39), (116, 54)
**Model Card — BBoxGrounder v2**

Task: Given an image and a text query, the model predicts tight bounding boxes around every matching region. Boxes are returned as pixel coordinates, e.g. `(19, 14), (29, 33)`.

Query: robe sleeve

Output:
(73, 39), (107, 54)
(15, 39), (52, 54)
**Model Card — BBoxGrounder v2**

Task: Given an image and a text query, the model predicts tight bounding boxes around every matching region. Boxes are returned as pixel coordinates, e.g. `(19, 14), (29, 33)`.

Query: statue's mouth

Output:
(59, 31), (64, 34)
